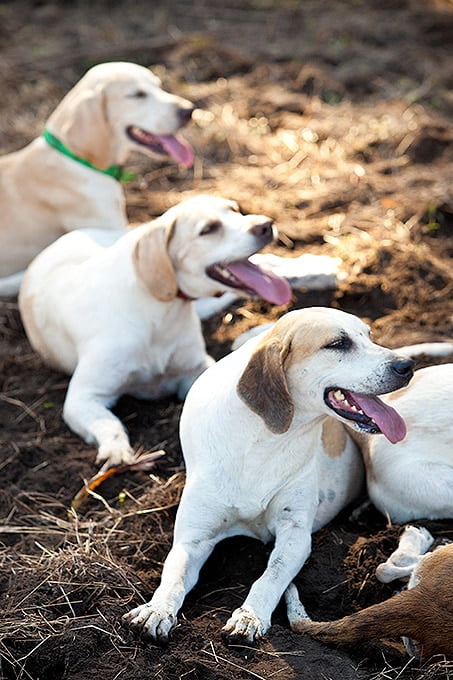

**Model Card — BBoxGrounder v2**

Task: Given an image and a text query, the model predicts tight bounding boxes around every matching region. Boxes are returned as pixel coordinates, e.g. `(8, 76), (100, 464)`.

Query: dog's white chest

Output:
(119, 304), (204, 400)
(122, 340), (182, 398)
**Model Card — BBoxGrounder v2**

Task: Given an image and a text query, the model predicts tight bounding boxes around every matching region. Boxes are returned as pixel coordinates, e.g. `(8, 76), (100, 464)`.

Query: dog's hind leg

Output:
(284, 582), (310, 624)
(376, 525), (434, 584)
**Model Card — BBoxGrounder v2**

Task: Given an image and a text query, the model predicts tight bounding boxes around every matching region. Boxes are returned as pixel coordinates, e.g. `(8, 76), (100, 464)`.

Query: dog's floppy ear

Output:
(237, 335), (294, 433)
(47, 84), (112, 168)
(133, 219), (178, 301)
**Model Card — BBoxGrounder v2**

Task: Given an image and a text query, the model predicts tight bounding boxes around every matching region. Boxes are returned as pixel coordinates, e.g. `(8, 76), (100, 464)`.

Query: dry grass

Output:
(0, 473), (186, 678)
(365, 657), (453, 680)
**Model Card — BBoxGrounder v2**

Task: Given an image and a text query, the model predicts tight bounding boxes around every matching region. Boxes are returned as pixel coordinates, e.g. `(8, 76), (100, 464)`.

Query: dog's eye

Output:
(324, 335), (352, 351)
(199, 220), (222, 236)
(133, 90), (147, 98)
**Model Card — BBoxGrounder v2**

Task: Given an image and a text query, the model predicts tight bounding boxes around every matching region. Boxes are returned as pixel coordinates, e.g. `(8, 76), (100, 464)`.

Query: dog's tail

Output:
(396, 342), (453, 359)
(0, 271), (24, 297)
(289, 588), (419, 645)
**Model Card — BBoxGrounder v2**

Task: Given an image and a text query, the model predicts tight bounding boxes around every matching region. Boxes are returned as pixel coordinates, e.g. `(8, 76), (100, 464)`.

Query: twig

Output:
(0, 642), (35, 680)
(0, 393), (44, 427)
(71, 449), (165, 511)
(8, 576), (51, 610)
(17, 635), (52, 663)
(227, 643), (306, 658)
(59, 585), (76, 618)
(322, 577), (351, 593)
(127, 502), (179, 516)
(209, 640), (219, 663)
(201, 649), (265, 679)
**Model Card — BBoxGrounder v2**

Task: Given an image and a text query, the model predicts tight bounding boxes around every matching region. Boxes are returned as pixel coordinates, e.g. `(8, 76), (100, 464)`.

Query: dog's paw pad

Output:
(96, 441), (135, 468)
(123, 603), (176, 642)
(222, 606), (267, 643)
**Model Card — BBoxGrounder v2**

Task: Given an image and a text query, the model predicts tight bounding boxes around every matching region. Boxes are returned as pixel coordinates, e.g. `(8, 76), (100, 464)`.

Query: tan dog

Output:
(0, 61), (194, 296)
(287, 525), (453, 661)
(19, 195), (291, 469)
(124, 308), (414, 642)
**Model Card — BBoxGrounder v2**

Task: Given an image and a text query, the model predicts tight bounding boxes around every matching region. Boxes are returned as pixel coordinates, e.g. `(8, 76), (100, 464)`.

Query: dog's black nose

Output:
(391, 357), (415, 380)
(251, 220), (274, 240)
(178, 106), (195, 125)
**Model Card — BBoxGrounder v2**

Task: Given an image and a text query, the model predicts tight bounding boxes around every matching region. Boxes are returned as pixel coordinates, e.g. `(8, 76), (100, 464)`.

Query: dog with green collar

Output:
(0, 61), (194, 296)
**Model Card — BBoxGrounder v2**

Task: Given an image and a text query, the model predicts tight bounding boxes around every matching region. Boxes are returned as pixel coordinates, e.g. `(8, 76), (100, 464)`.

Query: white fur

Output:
(363, 363), (453, 522)
(397, 342), (453, 357)
(19, 195), (276, 469)
(124, 307), (413, 642)
(375, 525), (434, 583)
(0, 61), (193, 295)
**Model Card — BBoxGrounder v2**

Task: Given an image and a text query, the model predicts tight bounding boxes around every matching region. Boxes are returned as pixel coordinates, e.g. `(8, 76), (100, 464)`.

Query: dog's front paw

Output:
(123, 603), (177, 642)
(96, 439), (135, 469)
(221, 605), (268, 643)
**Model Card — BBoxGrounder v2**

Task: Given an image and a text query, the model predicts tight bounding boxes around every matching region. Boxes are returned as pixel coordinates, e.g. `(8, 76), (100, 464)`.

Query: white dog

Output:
(232, 327), (453, 523)
(287, 525), (453, 660)
(0, 61), (194, 296)
(360, 362), (453, 523)
(124, 307), (414, 642)
(19, 195), (291, 469)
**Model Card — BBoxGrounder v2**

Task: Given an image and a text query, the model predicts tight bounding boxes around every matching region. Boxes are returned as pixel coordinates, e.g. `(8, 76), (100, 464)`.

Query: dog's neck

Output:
(42, 129), (133, 182)
(176, 289), (224, 302)
(176, 289), (197, 301)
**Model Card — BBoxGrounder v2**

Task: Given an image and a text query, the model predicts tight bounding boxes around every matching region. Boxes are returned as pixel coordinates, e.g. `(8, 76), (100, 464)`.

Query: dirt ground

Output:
(1, 1), (453, 678)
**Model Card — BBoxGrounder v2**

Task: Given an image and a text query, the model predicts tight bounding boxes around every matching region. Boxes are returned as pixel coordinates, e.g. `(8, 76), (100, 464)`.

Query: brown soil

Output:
(1, 1), (453, 679)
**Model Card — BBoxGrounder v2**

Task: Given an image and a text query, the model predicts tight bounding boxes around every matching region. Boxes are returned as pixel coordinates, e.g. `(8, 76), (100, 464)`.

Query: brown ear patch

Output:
(133, 220), (177, 301)
(237, 337), (294, 433)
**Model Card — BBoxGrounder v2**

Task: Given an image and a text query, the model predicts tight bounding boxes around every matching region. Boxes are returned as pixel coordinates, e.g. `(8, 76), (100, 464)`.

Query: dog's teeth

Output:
(214, 265), (239, 285)
(334, 390), (344, 400)
(350, 405), (358, 412)
(131, 125), (154, 144)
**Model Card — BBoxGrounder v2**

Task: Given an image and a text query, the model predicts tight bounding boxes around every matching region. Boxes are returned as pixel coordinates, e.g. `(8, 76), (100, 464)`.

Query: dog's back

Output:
(19, 228), (126, 372)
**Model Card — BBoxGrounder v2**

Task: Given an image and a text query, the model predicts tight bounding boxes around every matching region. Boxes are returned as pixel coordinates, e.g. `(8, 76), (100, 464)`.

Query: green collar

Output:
(42, 128), (135, 182)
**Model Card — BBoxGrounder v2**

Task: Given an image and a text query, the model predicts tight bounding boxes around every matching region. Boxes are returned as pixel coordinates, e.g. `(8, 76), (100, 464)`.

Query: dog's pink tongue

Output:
(156, 134), (194, 168)
(352, 393), (407, 443)
(226, 260), (292, 305)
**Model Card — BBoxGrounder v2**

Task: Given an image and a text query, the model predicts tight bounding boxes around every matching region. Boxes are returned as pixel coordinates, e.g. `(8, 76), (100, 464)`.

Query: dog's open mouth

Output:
(126, 125), (194, 167)
(324, 387), (406, 443)
(206, 259), (292, 305)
